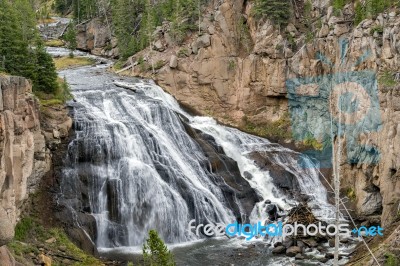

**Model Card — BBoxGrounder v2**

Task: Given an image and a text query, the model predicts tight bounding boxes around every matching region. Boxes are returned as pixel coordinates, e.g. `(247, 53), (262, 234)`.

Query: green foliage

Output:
(143, 230), (175, 266)
(253, 0), (291, 28)
(154, 60), (165, 70)
(177, 48), (189, 58)
(228, 59), (236, 71)
(332, 0), (346, 13)
(14, 218), (35, 241)
(0, 0), (59, 95)
(54, 0), (73, 15)
(370, 25), (384, 35)
(346, 187), (356, 202)
(111, 0), (201, 59)
(384, 252), (399, 266)
(353, 0), (396, 26)
(64, 22), (78, 57)
(354, 1), (365, 25)
(303, 132), (323, 150)
(244, 112), (292, 141)
(379, 71), (397, 87)
(35, 44), (59, 94)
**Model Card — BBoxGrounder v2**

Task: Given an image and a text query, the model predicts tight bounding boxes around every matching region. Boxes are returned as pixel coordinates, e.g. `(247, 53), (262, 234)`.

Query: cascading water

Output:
(57, 53), (335, 252)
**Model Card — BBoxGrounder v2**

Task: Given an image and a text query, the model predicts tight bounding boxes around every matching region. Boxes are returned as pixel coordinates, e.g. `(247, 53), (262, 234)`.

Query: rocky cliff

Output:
(0, 75), (72, 264)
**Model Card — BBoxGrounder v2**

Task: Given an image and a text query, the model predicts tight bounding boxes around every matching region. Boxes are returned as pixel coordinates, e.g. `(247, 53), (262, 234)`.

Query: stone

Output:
(303, 239), (318, 248)
(59, 245), (67, 252)
(286, 246), (302, 257)
(295, 253), (304, 260)
(0, 208), (14, 246)
(45, 237), (56, 244)
(0, 247), (16, 266)
(153, 40), (165, 52)
(297, 240), (306, 250)
(271, 245), (286, 254)
(169, 55), (178, 69)
(196, 34), (211, 49)
(328, 238), (335, 247)
(325, 253), (334, 259)
(282, 237), (294, 248)
(334, 24), (349, 36)
(38, 254), (52, 266)
(53, 129), (60, 139)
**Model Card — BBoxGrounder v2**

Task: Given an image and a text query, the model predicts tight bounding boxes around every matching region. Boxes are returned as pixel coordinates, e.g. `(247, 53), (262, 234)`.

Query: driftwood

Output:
(113, 81), (137, 92)
(287, 203), (317, 225)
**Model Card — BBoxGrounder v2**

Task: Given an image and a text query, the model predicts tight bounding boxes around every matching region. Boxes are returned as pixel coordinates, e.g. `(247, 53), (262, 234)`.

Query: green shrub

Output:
(143, 230), (175, 266)
(370, 25), (384, 35)
(379, 71), (397, 87)
(177, 48), (190, 58)
(253, 0), (291, 28)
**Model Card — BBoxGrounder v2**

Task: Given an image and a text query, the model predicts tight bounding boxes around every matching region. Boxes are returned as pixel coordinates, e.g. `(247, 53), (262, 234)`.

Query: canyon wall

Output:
(119, 0), (400, 229)
(0, 75), (72, 264)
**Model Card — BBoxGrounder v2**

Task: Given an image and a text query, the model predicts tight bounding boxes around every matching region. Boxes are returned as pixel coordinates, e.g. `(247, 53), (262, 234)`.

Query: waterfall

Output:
(58, 62), (335, 249)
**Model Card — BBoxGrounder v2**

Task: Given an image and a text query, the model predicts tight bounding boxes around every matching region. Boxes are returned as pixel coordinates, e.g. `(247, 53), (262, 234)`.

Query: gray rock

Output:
(295, 253), (305, 260)
(196, 34), (211, 49)
(303, 239), (318, 247)
(329, 238), (335, 247)
(153, 40), (165, 52)
(282, 237), (294, 248)
(271, 245), (286, 254)
(286, 246), (302, 257)
(169, 55), (178, 69)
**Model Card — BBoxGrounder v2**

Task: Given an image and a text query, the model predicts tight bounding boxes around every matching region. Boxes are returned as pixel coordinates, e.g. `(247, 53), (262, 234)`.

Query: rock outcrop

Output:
(75, 18), (119, 58)
(0, 75), (72, 258)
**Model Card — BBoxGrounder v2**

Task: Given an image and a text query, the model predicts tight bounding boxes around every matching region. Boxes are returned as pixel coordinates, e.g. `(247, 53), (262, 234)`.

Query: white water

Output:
(57, 53), (336, 250)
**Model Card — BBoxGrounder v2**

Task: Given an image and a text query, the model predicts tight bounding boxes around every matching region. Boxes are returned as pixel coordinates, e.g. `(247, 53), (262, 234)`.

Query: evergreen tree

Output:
(64, 22), (78, 57)
(0, 0), (34, 78)
(253, 0), (291, 28)
(34, 43), (59, 94)
(143, 230), (175, 266)
(0, 0), (59, 95)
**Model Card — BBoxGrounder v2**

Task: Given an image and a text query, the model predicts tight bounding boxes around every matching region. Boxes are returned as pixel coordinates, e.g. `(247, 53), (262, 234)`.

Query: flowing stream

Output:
(53, 48), (339, 265)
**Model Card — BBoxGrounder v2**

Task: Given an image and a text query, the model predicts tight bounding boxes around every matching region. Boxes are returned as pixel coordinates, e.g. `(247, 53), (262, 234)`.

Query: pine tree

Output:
(0, 0), (34, 78)
(143, 230), (175, 266)
(34, 43), (59, 94)
(253, 0), (291, 28)
(64, 22), (78, 57)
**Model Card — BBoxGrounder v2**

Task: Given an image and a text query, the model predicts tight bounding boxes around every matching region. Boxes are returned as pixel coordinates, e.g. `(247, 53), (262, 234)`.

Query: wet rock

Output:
(286, 246), (302, 257)
(325, 253), (334, 259)
(329, 238), (335, 247)
(302, 239), (318, 248)
(297, 240), (306, 250)
(295, 253), (305, 260)
(282, 237), (294, 248)
(271, 245), (286, 254)
(318, 257), (329, 263)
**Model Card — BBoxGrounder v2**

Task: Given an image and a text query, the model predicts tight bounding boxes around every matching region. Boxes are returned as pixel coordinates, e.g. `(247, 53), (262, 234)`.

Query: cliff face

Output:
(0, 75), (72, 259)
(118, 0), (400, 228)
(76, 18), (119, 58)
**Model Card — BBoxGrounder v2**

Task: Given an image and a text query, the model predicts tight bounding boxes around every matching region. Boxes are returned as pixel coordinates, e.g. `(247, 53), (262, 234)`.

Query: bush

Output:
(253, 0), (291, 28)
(143, 230), (175, 266)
